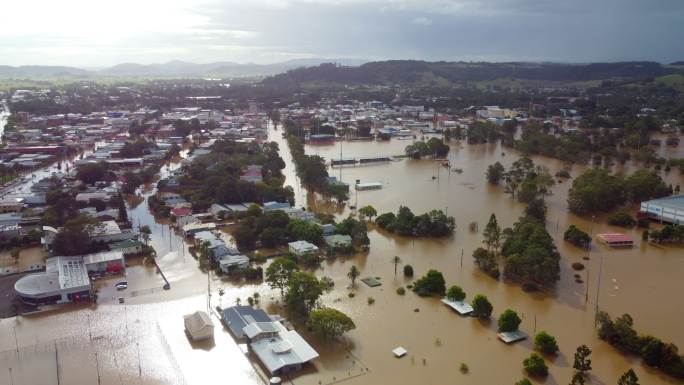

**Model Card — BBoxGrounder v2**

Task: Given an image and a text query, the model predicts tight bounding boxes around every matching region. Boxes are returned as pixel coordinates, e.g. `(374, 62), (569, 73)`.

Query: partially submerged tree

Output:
(498, 309), (522, 332)
(308, 307), (356, 340)
(347, 265), (360, 286)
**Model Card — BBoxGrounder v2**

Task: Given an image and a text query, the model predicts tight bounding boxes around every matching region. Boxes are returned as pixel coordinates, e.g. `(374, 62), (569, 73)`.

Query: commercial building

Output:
(14, 250), (125, 306)
(639, 195), (684, 224)
(14, 256), (91, 305)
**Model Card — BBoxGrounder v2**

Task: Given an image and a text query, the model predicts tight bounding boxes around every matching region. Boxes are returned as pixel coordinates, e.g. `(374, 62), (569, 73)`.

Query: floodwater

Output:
(0, 123), (682, 385)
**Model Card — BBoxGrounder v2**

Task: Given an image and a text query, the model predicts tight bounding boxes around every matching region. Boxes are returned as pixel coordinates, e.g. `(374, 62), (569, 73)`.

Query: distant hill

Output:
(0, 65), (90, 78)
(262, 61), (682, 87)
(0, 58), (368, 79)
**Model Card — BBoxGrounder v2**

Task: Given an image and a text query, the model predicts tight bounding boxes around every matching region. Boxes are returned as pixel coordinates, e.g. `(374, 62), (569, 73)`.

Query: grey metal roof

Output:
(221, 306), (271, 339)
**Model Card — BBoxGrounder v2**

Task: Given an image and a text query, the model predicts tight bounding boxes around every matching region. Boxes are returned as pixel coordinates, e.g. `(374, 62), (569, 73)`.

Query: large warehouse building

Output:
(639, 195), (684, 224)
(14, 250), (125, 306)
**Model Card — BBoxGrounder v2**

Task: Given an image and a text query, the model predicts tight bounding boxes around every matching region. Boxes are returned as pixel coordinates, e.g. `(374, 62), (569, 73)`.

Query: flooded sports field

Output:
(0, 124), (683, 385)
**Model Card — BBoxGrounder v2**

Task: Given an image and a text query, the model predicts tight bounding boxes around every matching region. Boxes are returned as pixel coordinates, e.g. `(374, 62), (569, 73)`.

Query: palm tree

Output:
(391, 256), (402, 277)
(140, 225), (151, 246)
(347, 265), (360, 286)
(218, 288), (225, 307)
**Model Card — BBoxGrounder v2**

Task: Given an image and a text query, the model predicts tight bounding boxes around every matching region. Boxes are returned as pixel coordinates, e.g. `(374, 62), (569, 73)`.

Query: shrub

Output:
(459, 363), (469, 373)
(534, 331), (559, 355)
(403, 264), (414, 277)
(571, 262), (585, 271)
(515, 379), (532, 385)
(564, 225), (592, 247)
(367, 297), (375, 305)
(471, 294), (493, 318)
(608, 211), (636, 227)
(396, 287), (406, 295)
(498, 309), (521, 332)
(412, 269), (446, 296)
(446, 285), (466, 302)
(523, 353), (548, 377)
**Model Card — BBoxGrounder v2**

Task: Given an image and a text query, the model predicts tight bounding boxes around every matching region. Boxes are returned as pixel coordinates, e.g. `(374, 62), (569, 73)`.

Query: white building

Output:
(288, 241), (319, 256)
(14, 256), (91, 305)
(184, 311), (214, 341)
(249, 321), (319, 375)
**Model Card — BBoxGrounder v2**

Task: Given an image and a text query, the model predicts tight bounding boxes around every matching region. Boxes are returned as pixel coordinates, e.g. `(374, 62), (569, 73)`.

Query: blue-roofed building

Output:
(639, 194), (684, 224)
(221, 306), (272, 339)
(263, 201), (291, 212)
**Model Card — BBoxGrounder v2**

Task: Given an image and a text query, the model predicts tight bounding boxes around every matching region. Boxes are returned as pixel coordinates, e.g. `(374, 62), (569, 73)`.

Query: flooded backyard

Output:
(0, 123), (683, 385)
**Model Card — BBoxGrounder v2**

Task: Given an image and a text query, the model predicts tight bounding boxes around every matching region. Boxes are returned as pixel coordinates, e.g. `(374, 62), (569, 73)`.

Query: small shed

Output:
(497, 330), (527, 344)
(441, 298), (474, 315)
(184, 311), (215, 341)
(392, 347), (407, 358)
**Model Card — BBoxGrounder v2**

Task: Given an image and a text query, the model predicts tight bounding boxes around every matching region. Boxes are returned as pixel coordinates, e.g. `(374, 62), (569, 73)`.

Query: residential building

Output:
(288, 241), (319, 256)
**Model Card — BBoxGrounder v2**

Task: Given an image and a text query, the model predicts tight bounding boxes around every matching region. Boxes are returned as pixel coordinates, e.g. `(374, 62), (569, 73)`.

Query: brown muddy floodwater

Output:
(1, 126), (683, 385)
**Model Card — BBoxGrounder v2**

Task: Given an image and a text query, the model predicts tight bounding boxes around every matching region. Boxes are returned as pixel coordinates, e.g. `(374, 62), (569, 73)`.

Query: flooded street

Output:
(0, 124), (683, 385)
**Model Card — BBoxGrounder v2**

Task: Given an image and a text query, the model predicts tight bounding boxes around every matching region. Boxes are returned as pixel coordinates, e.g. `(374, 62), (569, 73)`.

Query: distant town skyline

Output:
(1, 0), (683, 67)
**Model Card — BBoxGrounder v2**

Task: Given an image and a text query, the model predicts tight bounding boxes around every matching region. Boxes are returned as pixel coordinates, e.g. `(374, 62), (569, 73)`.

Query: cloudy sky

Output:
(1, 0), (683, 66)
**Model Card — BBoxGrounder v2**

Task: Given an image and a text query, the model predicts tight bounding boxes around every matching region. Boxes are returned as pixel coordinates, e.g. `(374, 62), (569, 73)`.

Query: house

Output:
(171, 207), (193, 218)
(249, 321), (319, 375)
(222, 306), (273, 339)
(288, 241), (319, 256)
(324, 234), (352, 249)
(0, 199), (23, 213)
(319, 223), (336, 235)
(86, 221), (134, 243)
(182, 222), (216, 237)
(75, 192), (111, 203)
(184, 311), (214, 341)
(220, 306), (319, 376)
(109, 239), (145, 256)
(212, 244), (240, 262)
(263, 201), (291, 212)
(218, 254), (250, 273)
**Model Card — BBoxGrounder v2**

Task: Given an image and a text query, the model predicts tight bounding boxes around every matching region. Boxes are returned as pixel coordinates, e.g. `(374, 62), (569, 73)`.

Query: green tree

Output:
(617, 369), (639, 385)
(308, 307), (356, 340)
(265, 257), (298, 297)
(534, 331), (559, 355)
(523, 353), (548, 377)
(568, 168), (626, 215)
(403, 264), (414, 277)
(483, 213), (501, 253)
(446, 285), (466, 302)
(486, 162), (506, 185)
(570, 372), (586, 385)
(391, 256), (402, 277)
(624, 169), (670, 202)
(498, 309), (522, 332)
(515, 379), (532, 385)
(573, 344), (592, 373)
(471, 294), (493, 318)
(285, 271), (330, 315)
(358, 205), (378, 221)
(347, 265), (360, 286)
(412, 269), (446, 296)
(564, 225), (592, 248)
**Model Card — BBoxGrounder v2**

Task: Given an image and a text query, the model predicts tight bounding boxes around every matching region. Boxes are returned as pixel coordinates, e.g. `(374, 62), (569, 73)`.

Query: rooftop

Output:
(641, 194), (684, 211)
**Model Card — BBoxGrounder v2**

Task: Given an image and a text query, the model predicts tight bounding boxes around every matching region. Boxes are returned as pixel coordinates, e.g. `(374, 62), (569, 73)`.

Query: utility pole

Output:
(460, 248), (463, 268)
(95, 351), (101, 385)
(594, 254), (604, 328)
(55, 342), (60, 385)
(137, 342), (141, 377)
